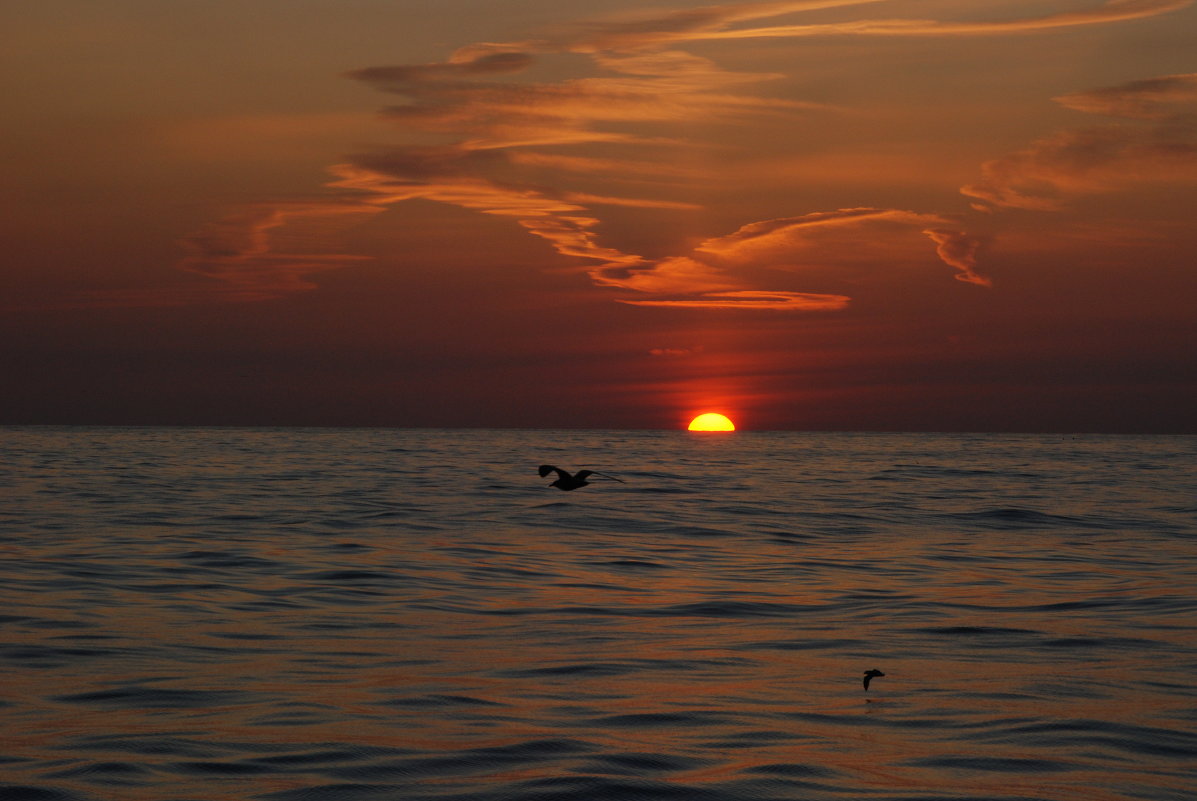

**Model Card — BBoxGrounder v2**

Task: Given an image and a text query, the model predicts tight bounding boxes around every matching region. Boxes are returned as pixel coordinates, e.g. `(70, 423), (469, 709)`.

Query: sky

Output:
(3, 0), (1195, 431)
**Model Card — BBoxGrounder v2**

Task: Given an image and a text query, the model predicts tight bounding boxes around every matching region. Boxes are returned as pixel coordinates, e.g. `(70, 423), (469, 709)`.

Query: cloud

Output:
(327, 160), (648, 270)
(1054, 72), (1197, 119)
(351, 47), (817, 152)
(624, 290), (852, 310)
(18, 200), (382, 310)
(693, 207), (946, 256)
(177, 202), (377, 285)
(562, 192), (702, 210)
(588, 207), (992, 304)
(963, 73), (1197, 211)
(590, 255), (740, 296)
(487, 0), (891, 53)
(922, 229), (992, 287)
(506, 151), (696, 180)
(695, 208), (993, 287)
(650, 346), (705, 357)
(121, 0), (1192, 310)
(345, 52), (535, 86)
(683, 0), (1193, 41)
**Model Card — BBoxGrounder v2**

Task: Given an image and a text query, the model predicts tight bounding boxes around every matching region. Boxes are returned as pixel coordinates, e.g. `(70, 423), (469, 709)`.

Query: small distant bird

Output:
(863, 668), (885, 691)
(538, 464), (624, 491)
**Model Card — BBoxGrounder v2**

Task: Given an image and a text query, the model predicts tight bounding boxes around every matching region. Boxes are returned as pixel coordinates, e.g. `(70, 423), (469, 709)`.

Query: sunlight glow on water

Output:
(1, 428), (1195, 800)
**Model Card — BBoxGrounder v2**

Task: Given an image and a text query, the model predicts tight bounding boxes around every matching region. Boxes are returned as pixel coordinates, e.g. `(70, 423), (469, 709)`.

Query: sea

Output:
(1, 427), (1195, 801)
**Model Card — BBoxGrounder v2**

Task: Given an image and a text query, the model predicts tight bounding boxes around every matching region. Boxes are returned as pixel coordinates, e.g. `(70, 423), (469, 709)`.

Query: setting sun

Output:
(688, 413), (736, 432)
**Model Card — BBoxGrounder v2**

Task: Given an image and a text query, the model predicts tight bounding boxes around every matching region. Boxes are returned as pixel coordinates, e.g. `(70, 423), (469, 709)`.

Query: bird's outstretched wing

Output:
(539, 464), (568, 480)
(578, 470), (625, 483)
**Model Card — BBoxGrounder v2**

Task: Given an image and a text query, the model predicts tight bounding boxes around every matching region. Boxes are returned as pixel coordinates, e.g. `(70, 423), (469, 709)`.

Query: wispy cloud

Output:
(107, 0), (1192, 309)
(27, 201), (381, 310)
(682, 0), (1192, 41)
(922, 229), (992, 287)
(1054, 72), (1197, 119)
(506, 151), (696, 180)
(694, 208), (992, 288)
(349, 48), (816, 152)
(587, 208), (991, 304)
(175, 203), (378, 299)
(963, 72), (1197, 211)
(650, 346), (705, 357)
(624, 291), (852, 310)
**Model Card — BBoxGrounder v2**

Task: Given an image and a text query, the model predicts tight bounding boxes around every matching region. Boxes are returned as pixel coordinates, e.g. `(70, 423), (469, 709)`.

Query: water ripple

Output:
(1, 427), (1194, 801)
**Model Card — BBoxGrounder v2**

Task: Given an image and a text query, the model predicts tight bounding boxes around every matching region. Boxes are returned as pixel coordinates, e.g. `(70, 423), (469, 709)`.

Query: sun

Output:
(687, 412), (736, 432)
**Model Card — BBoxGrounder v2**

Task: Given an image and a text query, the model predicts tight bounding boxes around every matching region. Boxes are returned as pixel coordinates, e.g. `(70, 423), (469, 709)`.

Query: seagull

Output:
(863, 668), (885, 691)
(538, 464), (624, 491)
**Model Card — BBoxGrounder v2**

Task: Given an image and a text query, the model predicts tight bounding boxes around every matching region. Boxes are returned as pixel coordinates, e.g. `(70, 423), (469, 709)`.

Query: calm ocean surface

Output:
(1, 427), (1195, 801)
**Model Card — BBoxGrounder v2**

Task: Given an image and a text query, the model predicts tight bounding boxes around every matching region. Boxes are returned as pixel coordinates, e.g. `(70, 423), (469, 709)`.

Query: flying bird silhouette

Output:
(538, 464), (624, 491)
(863, 668), (885, 691)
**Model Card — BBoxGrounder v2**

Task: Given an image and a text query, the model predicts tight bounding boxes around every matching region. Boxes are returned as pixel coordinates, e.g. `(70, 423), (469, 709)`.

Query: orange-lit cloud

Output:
(623, 291), (852, 310)
(683, 0), (1192, 41)
(649, 346), (705, 357)
(694, 208), (943, 256)
(128, 0), (1193, 309)
(176, 203), (377, 298)
(326, 159), (646, 267)
(348, 47), (815, 152)
(468, 0), (892, 54)
(33, 201), (381, 310)
(506, 151), (696, 180)
(561, 192), (701, 211)
(922, 229), (992, 287)
(584, 207), (992, 304)
(1054, 72), (1197, 119)
(542, 0), (1191, 51)
(963, 72), (1197, 211)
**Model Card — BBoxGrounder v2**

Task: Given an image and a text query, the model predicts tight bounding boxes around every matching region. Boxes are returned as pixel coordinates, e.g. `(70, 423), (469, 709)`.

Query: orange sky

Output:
(3, 0), (1195, 431)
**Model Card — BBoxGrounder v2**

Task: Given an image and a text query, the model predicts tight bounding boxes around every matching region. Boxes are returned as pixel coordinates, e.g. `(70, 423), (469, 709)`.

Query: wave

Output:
(2, 428), (1195, 801)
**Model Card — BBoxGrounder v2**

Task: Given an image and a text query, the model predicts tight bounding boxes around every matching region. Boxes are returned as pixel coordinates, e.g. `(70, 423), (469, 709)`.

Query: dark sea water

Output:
(2, 427), (1196, 801)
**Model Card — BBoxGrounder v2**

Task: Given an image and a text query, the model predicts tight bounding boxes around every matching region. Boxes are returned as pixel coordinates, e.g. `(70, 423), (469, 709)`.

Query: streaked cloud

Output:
(693, 208), (943, 255)
(922, 229), (992, 287)
(587, 207), (991, 305)
(506, 151), (696, 180)
(693, 208), (992, 288)
(684, 0), (1192, 41)
(649, 346), (705, 357)
(1055, 72), (1197, 119)
(562, 192), (702, 210)
(133, 0), (1193, 309)
(624, 291), (852, 310)
(174, 203), (378, 300)
(963, 72), (1197, 211)
(351, 48), (817, 152)
(34, 201), (380, 309)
